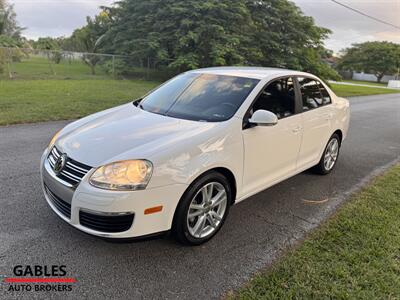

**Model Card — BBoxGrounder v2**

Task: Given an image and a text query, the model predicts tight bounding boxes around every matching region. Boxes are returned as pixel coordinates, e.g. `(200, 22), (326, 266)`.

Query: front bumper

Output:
(40, 150), (188, 238)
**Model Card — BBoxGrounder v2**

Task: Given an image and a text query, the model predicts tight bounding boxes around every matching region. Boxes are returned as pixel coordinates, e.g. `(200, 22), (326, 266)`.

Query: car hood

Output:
(56, 103), (219, 167)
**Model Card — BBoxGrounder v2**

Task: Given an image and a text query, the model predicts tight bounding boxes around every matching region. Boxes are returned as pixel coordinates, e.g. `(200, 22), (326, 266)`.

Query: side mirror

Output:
(248, 110), (278, 127)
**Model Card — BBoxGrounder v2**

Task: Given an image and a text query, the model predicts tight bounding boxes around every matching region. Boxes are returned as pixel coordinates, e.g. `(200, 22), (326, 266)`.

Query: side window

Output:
(317, 81), (332, 105)
(298, 77), (323, 111)
(298, 77), (332, 111)
(251, 77), (296, 119)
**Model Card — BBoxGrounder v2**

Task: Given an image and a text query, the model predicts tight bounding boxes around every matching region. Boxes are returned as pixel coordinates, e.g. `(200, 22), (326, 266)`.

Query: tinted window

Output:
(251, 77), (296, 119)
(317, 81), (332, 105)
(298, 77), (331, 110)
(298, 77), (323, 111)
(140, 73), (259, 122)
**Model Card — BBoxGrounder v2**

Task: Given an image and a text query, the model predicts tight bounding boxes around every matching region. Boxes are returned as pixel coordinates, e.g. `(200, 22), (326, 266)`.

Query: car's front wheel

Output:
(173, 171), (231, 245)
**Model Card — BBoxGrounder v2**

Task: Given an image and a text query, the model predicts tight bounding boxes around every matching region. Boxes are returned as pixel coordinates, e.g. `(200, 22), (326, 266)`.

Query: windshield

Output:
(139, 73), (259, 122)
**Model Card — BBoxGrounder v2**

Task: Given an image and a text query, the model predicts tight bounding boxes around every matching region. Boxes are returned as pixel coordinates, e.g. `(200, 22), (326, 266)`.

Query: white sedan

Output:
(40, 67), (350, 245)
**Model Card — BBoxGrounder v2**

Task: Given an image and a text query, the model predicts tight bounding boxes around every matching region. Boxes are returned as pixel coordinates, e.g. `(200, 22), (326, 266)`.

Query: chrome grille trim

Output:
(47, 146), (92, 187)
(66, 162), (87, 175)
(48, 155), (56, 166)
(61, 170), (82, 181)
(53, 146), (61, 156)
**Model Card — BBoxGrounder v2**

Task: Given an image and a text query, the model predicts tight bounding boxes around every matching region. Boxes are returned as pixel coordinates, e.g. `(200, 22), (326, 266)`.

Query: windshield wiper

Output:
(134, 98), (169, 117)
(132, 98), (143, 107)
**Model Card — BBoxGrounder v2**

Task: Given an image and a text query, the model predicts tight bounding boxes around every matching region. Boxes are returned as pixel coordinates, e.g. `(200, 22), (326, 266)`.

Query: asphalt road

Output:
(1, 93), (399, 299)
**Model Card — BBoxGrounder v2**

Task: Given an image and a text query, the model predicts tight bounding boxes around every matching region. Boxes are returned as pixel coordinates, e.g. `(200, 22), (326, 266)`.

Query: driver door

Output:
(241, 77), (303, 196)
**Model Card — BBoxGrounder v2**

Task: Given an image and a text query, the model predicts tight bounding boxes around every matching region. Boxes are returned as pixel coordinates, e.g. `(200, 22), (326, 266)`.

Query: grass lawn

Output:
(231, 164), (400, 299)
(0, 79), (159, 125)
(2, 56), (110, 80)
(330, 83), (400, 97)
(2, 55), (172, 81)
(1, 77), (399, 126)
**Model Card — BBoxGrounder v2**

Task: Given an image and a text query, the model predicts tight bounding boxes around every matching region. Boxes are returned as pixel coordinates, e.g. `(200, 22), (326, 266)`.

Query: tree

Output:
(31, 37), (64, 76)
(67, 11), (111, 74)
(0, 0), (25, 77)
(0, 35), (20, 76)
(102, 0), (339, 80)
(34, 37), (59, 50)
(338, 41), (400, 82)
(0, 0), (23, 38)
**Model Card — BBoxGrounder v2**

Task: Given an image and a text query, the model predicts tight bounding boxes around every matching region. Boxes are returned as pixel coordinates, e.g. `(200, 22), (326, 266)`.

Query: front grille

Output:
(44, 184), (71, 219)
(79, 210), (134, 233)
(48, 146), (92, 187)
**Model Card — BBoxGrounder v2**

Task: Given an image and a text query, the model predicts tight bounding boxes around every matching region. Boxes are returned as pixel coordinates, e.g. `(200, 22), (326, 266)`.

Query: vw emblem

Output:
(53, 154), (67, 174)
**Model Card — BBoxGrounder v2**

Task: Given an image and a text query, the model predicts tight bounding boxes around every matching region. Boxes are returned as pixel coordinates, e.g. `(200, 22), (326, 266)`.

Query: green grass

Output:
(231, 165), (400, 299)
(342, 79), (387, 87)
(0, 79), (159, 125)
(2, 55), (172, 81)
(330, 83), (400, 97)
(2, 56), (111, 80)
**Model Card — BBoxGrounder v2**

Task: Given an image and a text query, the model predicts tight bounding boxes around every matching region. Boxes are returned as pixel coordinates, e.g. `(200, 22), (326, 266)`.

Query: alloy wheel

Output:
(324, 138), (339, 171)
(186, 182), (227, 239)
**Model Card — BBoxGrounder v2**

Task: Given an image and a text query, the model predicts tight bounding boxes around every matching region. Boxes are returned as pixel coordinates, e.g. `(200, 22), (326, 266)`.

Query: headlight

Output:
(89, 160), (153, 191)
(48, 130), (61, 150)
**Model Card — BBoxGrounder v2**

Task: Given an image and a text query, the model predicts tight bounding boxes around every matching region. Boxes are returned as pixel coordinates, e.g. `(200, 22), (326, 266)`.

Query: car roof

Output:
(189, 66), (312, 80)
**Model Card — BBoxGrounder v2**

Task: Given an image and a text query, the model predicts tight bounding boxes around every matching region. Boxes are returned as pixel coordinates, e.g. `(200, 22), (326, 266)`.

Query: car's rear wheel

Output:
(313, 133), (341, 175)
(173, 171), (231, 245)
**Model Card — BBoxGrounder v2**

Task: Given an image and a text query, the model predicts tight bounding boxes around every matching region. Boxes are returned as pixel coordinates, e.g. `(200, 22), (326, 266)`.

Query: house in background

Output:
(323, 56), (339, 68)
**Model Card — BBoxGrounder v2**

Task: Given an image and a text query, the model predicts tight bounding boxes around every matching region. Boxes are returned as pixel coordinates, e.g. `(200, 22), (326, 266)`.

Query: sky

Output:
(9, 0), (400, 53)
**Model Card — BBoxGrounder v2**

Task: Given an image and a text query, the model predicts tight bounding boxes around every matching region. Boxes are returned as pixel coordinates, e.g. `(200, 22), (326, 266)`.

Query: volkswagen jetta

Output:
(40, 67), (350, 245)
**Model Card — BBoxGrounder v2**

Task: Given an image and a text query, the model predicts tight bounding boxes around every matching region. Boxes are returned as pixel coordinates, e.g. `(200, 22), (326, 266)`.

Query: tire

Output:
(313, 133), (341, 175)
(172, 171), (231, 245)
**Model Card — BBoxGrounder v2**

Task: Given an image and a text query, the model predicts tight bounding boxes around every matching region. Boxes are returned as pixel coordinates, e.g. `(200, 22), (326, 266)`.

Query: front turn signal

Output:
(144, 206), (163, 215)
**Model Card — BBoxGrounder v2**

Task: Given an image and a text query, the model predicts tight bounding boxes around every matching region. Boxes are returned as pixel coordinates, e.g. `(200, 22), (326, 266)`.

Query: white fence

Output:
(0, 47), (174, 80)
(352, 72), (397, 83)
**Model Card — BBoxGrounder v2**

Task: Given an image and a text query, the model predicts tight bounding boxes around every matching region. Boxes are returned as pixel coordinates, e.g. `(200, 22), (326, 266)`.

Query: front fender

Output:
(146, 118), (244, 192)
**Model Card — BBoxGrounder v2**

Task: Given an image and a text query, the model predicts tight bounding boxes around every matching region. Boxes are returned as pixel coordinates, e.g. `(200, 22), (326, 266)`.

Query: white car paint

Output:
(40, 67), (350, 239)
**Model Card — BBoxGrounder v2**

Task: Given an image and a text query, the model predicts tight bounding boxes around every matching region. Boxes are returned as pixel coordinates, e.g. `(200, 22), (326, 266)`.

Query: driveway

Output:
(0, 93), (399, 299)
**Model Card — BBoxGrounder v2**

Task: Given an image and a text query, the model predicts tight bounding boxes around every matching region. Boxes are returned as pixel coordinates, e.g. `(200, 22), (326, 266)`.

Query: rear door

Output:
(295, 77), (334, 170)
